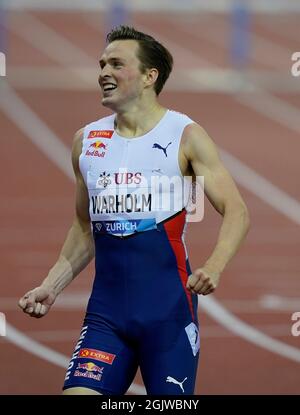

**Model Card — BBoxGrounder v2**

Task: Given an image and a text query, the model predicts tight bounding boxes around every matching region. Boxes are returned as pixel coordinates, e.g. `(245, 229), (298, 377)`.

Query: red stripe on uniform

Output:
(163, 210), (195, 321)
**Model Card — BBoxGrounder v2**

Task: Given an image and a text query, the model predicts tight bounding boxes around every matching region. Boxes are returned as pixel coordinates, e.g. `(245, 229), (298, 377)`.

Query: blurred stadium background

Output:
(0, 0), (300, 394)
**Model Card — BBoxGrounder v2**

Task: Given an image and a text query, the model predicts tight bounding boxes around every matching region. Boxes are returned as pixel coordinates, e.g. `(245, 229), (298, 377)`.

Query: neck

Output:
(114, 99), (167, 138)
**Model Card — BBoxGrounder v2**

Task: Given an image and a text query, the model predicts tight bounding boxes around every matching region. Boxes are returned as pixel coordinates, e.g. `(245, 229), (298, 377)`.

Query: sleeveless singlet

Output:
(63, 110), (200, 395)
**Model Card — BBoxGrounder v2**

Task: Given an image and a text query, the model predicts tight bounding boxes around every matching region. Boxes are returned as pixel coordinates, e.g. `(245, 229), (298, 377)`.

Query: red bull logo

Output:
(85, 141), (108, 158)
(74, 361), (104, 381)
(88, 130), (113, 139)
(79, 348), (116, 365)
(76, 362), (103, 373)
(89, 141), (107, 150)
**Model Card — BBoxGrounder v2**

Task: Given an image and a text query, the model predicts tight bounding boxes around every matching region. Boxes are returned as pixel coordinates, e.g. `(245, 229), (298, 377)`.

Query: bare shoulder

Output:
(183, 122), (207, 140)
(72, 128), (84, 155)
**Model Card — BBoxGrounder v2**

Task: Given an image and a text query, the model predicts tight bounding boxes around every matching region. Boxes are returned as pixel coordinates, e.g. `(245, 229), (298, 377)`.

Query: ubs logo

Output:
(96, 171), (142, 188)
(97, 172), (111, 188)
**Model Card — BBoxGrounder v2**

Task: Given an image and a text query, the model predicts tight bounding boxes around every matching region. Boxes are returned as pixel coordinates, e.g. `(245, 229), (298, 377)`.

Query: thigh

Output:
(139, 320), (200, 395)
(63, 322), (138, 395)
(62, 387), (101, 395)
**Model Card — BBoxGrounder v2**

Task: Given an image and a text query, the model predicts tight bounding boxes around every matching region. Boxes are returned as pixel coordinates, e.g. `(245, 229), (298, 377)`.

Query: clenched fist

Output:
(18, 286), (57, 318)
(186, 268), (220, 295)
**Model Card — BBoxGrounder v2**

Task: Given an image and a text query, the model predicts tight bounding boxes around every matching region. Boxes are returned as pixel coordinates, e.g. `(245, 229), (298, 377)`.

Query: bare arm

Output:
(42, 128), (94, 294)
(19, 128), (95, 316)
(183, 123), (250, 295)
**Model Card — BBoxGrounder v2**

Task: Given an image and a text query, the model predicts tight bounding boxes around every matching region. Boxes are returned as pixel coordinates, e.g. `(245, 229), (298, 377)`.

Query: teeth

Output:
(103, 83), (117, 91)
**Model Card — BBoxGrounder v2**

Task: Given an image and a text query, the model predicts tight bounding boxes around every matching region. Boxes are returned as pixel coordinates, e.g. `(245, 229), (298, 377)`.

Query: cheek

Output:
(119, 70), (142, 90)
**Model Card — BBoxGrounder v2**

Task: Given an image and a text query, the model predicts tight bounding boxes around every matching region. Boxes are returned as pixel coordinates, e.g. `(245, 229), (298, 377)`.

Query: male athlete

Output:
(19, 26), (250, 395)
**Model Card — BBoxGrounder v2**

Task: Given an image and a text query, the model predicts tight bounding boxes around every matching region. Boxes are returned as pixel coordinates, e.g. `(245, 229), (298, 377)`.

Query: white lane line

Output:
(260, 295), (300, 311)
(8, 12), (97, 85)
(0, 83), (72, 180)
(2, 13), (300, 382)
(220, 149), (300, 225)
(2, 329), (80, 343)
(4, 321), (145, 395)
(6, 323), (70, 367)
(199, 296), (300, 363)
(235, 90), (300, 138)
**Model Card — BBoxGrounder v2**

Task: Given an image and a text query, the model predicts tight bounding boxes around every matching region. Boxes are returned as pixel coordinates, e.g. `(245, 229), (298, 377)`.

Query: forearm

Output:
(41, 217), (95, 296)
(204, 203), (250, 274)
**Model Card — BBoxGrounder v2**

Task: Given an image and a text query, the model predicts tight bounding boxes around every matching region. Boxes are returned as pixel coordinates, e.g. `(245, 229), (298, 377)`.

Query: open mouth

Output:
(102, 83), (117, 93)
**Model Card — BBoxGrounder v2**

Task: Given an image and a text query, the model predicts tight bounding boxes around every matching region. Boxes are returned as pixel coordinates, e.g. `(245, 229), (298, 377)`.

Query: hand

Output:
(186, 267), (220, 295)
(18, 286), (57, 318)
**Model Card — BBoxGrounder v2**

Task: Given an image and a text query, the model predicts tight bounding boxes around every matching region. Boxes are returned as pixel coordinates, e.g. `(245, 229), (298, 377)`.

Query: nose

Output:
(98, 64), (112, 85)
(98, 73), (111, 88)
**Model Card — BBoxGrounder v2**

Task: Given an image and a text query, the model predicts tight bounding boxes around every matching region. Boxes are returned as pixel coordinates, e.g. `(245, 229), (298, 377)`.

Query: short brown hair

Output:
(106, 25), (173, 95)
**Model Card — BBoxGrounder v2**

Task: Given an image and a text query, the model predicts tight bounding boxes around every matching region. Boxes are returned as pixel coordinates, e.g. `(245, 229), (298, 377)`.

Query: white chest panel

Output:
(79, 110), (194, 236)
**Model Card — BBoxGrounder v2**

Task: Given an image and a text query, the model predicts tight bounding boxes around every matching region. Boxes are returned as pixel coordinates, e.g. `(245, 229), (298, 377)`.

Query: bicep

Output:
(184, 124), (245, 215)
(196, 161), (244, 215)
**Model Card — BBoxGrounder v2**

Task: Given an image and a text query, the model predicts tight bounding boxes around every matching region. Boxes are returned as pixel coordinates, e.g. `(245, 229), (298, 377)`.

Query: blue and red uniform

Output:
(63, 110), (200, 394)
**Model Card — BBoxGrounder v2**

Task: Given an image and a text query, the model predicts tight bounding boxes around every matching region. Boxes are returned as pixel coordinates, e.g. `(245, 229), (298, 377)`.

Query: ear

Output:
(144, 68), (159, 88)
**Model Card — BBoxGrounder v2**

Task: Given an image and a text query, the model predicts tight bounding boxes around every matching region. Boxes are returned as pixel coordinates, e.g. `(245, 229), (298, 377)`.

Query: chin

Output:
(102, 97), (121, 112)
(102, 97), (114, 108)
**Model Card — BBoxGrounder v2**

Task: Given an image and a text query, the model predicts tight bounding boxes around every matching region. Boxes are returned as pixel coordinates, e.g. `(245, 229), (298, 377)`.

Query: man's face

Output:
(98, 40), (145, 110)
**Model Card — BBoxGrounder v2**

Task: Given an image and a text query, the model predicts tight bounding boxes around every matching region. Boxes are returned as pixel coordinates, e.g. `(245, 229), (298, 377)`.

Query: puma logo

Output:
(166, 376), (187, 393)
(152, 142), (172, 157)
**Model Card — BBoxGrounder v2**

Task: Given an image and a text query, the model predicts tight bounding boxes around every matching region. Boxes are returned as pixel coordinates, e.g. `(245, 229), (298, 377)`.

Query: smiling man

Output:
(18, 26), (250, 395)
